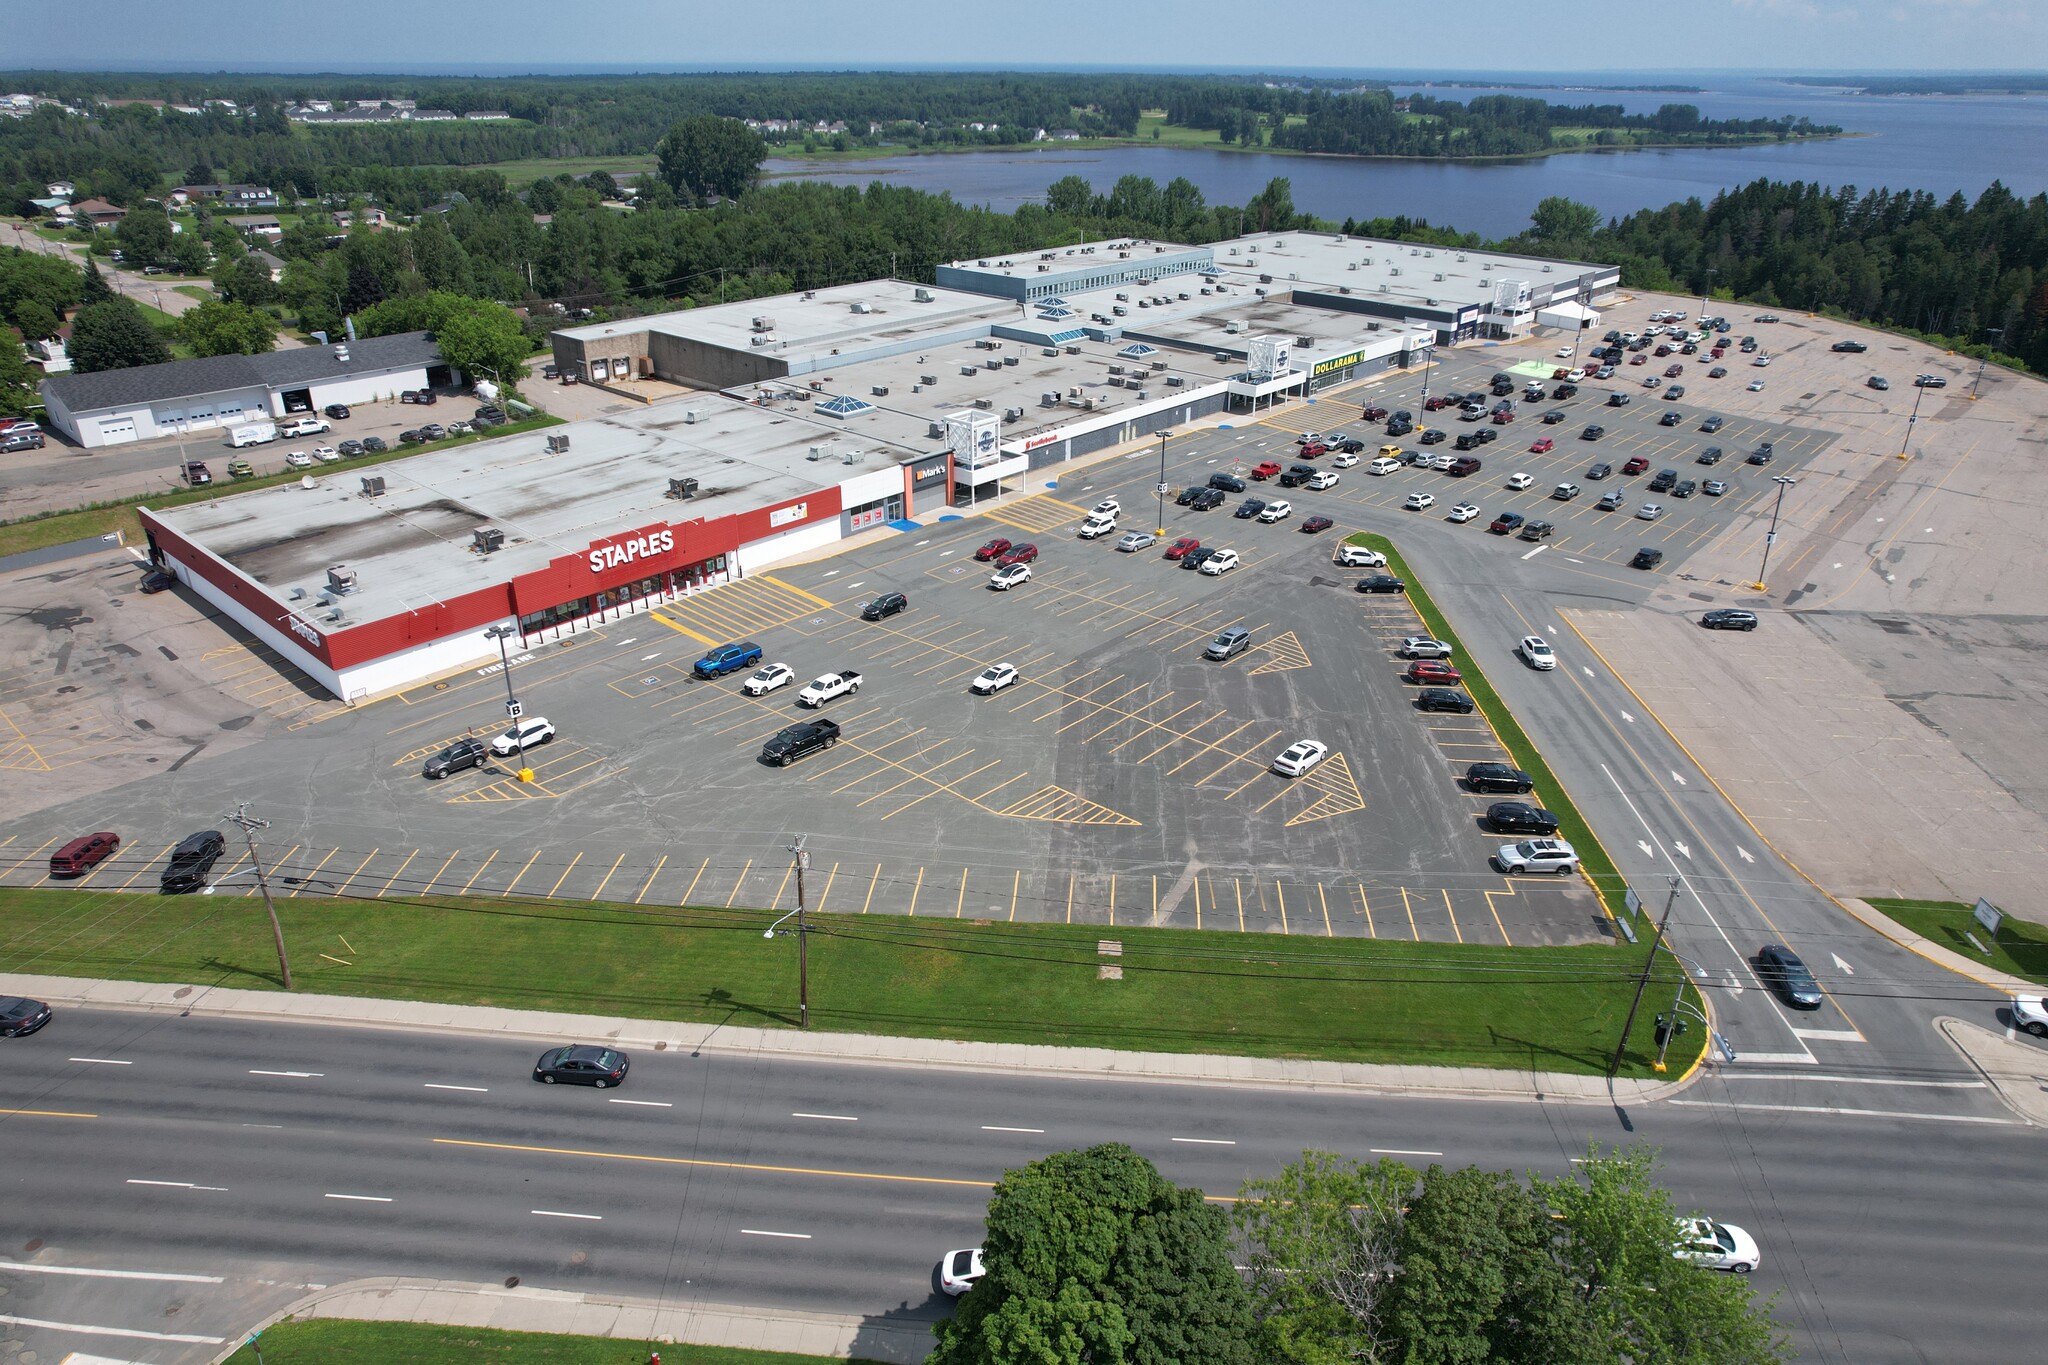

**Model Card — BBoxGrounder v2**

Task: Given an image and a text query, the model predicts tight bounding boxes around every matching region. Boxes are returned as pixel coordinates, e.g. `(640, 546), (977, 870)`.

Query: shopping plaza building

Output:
(140, 231), (1616, 702)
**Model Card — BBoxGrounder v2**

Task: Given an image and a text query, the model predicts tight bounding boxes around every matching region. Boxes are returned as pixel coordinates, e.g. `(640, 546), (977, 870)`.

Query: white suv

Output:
(1495, 838), (1579, 875)
(1398, 636), (1453, 659)
(1335, 544), (1386, 568)
(491, 717), (556, 756)
(1078, 512), (1118, 539)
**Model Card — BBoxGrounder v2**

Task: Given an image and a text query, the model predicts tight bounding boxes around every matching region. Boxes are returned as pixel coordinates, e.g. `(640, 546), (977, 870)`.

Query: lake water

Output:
(765, 75), (2048, 239)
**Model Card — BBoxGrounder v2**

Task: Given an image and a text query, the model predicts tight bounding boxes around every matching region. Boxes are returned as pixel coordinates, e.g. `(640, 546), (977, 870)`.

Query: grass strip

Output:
(222, 1320), (880, 1365)
(0, 885), (1698, 1078)
(1344, 531), (1629, 923)
(0, 415), (564, 560)
(1867, 897), (2048, 985)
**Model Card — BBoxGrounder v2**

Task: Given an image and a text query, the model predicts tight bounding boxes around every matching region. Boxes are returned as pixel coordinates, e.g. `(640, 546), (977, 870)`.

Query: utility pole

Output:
(789, 833), (810, 1028)
(1971, 328), (2003, 400)
(223, 803), (292, 989)
(1609, 877), (1680, 1077)
(1654, 953), (1693, 1072)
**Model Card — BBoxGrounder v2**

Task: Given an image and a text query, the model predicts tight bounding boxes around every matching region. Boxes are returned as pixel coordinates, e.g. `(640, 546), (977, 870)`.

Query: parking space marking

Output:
(500, 849), (544, 897)
(546, 851), (584, 899)
(862, 863), (884, 914)
(1484, 888), (1516, 946)
(1441, 889), (1465, 944)
(725, 859), (754, 908)
(980, 494), (1088, 533)
(377, 849), (418, 898)
(457, 850), (498, 897)
(286, 845), (340, 897)
(1354, 885), (1376, 937)
(816, 862), (840, 913)
(907, 865), (926, 916)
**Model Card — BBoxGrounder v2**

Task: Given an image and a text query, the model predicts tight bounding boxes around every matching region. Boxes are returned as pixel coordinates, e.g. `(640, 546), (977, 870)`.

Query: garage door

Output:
(96, 418), (138, 445)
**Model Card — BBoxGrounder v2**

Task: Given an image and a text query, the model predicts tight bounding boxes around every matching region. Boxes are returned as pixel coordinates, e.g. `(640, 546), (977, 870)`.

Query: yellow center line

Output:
(0, 1108), (96, 1119)
(436, 1135), (997, 1187)
(724, 859), (754, 908)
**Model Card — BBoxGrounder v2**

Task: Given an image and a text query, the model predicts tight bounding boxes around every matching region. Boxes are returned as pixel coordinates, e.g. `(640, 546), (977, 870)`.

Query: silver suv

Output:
(1205, 627), (1252, 661)
(1495, 838), (1580, 875)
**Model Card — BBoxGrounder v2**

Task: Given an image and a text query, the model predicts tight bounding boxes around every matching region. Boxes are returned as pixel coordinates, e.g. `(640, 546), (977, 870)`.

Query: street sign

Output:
(1155, 482), (1171, 495)
(1765, 531), (1778, 545)
(1973, 897), (2003, 938)
(505, 700), (524, 719)
(1625, 886), (1643, 919)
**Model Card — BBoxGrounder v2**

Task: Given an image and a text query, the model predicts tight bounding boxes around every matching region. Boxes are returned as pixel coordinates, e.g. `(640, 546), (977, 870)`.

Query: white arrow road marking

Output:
(1520, 544), (1549, 561)
(1726, 971), (1745, 997)
(1581, 666), (1595, 677)
(1637, 840), (1655, 857)
(640, 652), (663, 661)
(1620, 710), (1635, 723)
(616, 638), (636, 646)
(1737, 846), (1754, 863)
(1672, 841), (1691, 859)
(1670, 771), (1688, 785)
(1831, 954), (1856, 976)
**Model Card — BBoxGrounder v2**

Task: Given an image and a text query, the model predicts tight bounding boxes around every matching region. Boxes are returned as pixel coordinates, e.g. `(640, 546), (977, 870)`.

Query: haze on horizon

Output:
(8, 0), (2046, 77)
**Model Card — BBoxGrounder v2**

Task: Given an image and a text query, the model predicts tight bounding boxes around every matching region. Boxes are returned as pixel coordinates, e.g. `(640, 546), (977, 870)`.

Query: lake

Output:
(765, 75), (2048, 239)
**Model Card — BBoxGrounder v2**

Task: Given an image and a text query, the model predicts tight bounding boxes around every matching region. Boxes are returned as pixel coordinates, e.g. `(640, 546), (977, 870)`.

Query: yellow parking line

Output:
(758, 574), (834, 608)
(681, 857), (710, 905)
(1356, 884), (1375, 938)
(816, 862), (839, 913)
(862, 863), (883, 914)
(955, 868), (970, 919)
(1487, 891), (1513, 945)
(635, 855), (666, 904)
(1442, 889), (1464, 944)
(1401, 887), (1418, 940)
(725, 859), (754, 908)
(907, 865), (925, 916)
(650, 612), (717, 647)
(1234, 879), (1246, 932)
(589, 853), (628, 903)
(118, 843), (176, 891)
(377, 849), (419, 898)
(335, 849), (381, 898)
(502, 849), (544, 898)
(421, 848), (461, 897)
(771, 861), (794, 911)
(1009, 869), (1020, 922)
(546, 851), (584, 899)
(458, 850), (498, 896)
(1108, 873), (1117, 926)
(1275, 881), (1289, 934)
(1318, 883), (1334, 937)
(1193, 875), (1203, 929)
(1066, 872), (1075, 923)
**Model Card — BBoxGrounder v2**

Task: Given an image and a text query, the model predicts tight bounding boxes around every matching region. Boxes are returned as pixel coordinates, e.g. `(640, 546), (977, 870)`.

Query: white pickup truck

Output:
(796, 669), (863, 708)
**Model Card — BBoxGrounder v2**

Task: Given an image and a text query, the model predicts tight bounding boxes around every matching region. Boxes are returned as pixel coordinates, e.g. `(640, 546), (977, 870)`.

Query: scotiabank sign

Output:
(1023, 427), (1067, 451)
(587, 524), (676, 576)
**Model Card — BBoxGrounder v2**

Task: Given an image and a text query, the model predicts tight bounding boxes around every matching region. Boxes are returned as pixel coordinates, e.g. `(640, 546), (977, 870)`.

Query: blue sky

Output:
(10, 0), (2044, 74)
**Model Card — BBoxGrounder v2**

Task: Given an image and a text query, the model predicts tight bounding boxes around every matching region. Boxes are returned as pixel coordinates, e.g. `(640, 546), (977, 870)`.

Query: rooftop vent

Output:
(359, 475), (386, 498)
(288, 586), (306, 601)
(848, 301), (872, 314)
(544, 434), (569, 453)
(667, 477), (700, 499)
(913, 287), (933, 302)
(751, 315), (773, 331)
(473, 527), (505, 553)
(682, 408), (703, 423)
(332, 344), (350, 362)
(326, 565), (358, 594)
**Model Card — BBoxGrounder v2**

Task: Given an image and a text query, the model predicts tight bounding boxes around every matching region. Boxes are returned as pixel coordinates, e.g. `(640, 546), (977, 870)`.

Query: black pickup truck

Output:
(761, 719), (841, 767)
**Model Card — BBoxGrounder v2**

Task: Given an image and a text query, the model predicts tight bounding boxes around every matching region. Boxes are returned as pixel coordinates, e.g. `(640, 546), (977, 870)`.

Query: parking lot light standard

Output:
(1971, 327), (2002, 401)
(1153, 428), (1172, 538)
(484, 622), (531, 780)
(1750, 475), (1798, 593)
(1898, 378), (1928, 461)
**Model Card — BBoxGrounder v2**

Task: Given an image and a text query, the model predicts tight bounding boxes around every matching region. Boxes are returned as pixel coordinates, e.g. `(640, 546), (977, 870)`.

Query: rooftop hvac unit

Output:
(545, 434), (570, 452)
(840, 449), (861, 464)
(1348, 263), (1358, 271)
(1457, 254), (1468, 262)
(316, 589), (338, 606)
(983, 358), (1001, 371)
(978, 259), (989, 266)
(1064, 345), (1081, 355)
(1165, 375), (1184, 387)
(1042, 391), (1061, 406)
(1259, 274), (1273, 284)
(913, 288), (933, 302)
(801, 292), (815, 301)
(360, 475), (386, 497)
(921, 374), (938, 385)
(683, 408), (702, 423)
(1339, 285), (1352, 295)
(960, 365), (978, 377)
(912, 384), (922, 393)
(1150, 359), (1167, 372)
(473, 527), (505, 553)
(1109, 365), (1124, 375)
(1043, 347), (1059, 357)
(750, 334), (774, 347)
(928, 421), (946, 438)
(1434, 274), (1444, 282)
(1002, 354), (1018, 367)
(667, 476), (700, 499)
(1214, 351), (1231, 362)
(1108, 376), (1125, 388)
(1004, 406), (1024, 420)
(848, 301), (872, 314)
(871, 385), (889, 396)
(751, 315), (773, 331)
(326, 565), (358, 594)
(1224, 321), (1245, 334)
(973, 397), (993, 409)
(806, 445), (827, 461)
(1542, 264), (1553, 272)
(976, 338), (993, 349)
(1390, 268), (1401, 277)
(809, 380), (825, 391)
(1426, 298), (1438, 306)
(1037, 264), (1049, 272)
(1135, 389), (1148, 400)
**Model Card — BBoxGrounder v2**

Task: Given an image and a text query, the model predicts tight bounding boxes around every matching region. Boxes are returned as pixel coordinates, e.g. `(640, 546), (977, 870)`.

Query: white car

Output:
(1335, 544), (1386, 568)
(490, 717), (555, 757)
(1305, 470), (1340, 490)
(1747, 380), (1766, 391)
(970, 662), (1020, 695)
(1427, 452), (1456, 472)
(1495, 838), (1579, 875)
(1272, 739), (1328, 778)
(1115, 530), (1157, 552)
(283, 450), (314, 470)
(940, 1247), (986, 1296)
(1199, 547), (1240, 576)
(1404, 492), (1436, 511)
(1091, 497), (1122, 517)
(1447, 502), (1481, 523)
(989, 562), (1033, 590)
(1752, 355), (1772, 367)
(1518, 635), (1556, 670)
(742, 662), (796, 696)
(1556, 346), (1575, 358)
(1367, 456), (1402, 476)
(1077, 513), (1118, 539)
(1257, 499), (1293, 523)
(2011, 993), (2048, 1037)
(314, 446), (342, 463)
(1398, 636), (1453, 659)
(1674, 1217), (1761, 1274)
(1331, 451), (1360, 469)
(1505, 473), (1533, 491)
(1637, 502), (1665, 521)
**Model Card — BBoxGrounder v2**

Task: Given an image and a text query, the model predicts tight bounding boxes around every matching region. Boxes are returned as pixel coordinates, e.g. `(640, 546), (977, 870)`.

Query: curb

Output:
(1934, 1016), (2048, 1127)
(1835, 899), (2038, 996)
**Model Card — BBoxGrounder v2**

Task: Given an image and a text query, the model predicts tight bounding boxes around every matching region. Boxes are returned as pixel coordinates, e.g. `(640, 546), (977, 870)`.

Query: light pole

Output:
(1971, 328), (2003, 400)
(1750, 475), (1797, 593)
(1153, 428), (1171, 538)
(1652, 946), (1713, 1072)
(1697, 268), (1716, 331)
(483, 622), (530, 779)
(1610, 877), (1681, 1078)
(1897, 378), (1928, 461)
(763, 833), (811, 1028)
(1417, 342), (1436, 411)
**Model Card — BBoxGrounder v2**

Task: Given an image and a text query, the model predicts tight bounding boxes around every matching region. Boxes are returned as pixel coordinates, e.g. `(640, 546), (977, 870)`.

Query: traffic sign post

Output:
(506, 699), (524, 720)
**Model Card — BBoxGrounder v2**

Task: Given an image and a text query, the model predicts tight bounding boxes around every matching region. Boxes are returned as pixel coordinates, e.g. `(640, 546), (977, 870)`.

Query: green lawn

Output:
(1343, 532), (1628, 924)
(173, 284), (214, 301)
(1867, 898), (2048, 984)
(0, 882), (1697, 1076)
(223, 1320), (878, 1365)
(1133, 116), (1226, 149)
(0, 415), (564, 560)
(469, 155), (657, 188)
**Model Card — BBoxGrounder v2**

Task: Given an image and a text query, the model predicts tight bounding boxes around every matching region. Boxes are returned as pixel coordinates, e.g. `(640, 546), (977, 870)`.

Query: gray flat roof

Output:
(150, 396), (920, 627)
(42, 331), (440, 414)
(1210, 231), (1612, 312)
(1127, 294), (1399, 353)
(938, 237), (1213, 285)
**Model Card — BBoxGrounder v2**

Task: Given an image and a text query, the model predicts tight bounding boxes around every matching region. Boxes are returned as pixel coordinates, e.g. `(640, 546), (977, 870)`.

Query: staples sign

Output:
(588, 526), (675, 575)
(768, 501), (809, 529)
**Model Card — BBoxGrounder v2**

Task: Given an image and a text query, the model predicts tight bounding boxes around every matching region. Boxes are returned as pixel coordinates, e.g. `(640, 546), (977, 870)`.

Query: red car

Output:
(974, 537), (1013, 562)
(1299, 515), (1334, 533)
(49, 831), (121, 877)
(1164, 536), (1201, 560)
(1423, 395), (1453, 411)
(996, 543), (1039, 567)
(1629, 353), (1648, 365)
(1623, 456), (1651, 475)
(1250, 461), (1283, 480)
(1361, 404), (1389, 421)
(1490, 410), (1514, 424)
(1529, 437), (1554, 453)
(1406, 660), (1462, 685)
(1551, 367), (1573, 380)
(1300, 442), (1329, 458)
(1665, 364), (1685, 378)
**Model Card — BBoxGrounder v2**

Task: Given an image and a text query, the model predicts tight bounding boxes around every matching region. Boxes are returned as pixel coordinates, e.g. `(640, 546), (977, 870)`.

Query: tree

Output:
(79, 258), (113, 304)
(342, 261), (386, 315)
(931, 1143), (1257, 1365)
(1235, 1150), (1414, 1364)
(0, 336), (39, 418)
(115, 205), (175, 267)
(169, 227), (212, 276)
(1247, 177), (1297, 233)
(355, 290), (531, 385)
(173, 300), (276, 357)
(1530, 195), (1602, 244)
(221, 254), (280, 307)
(656, 114), (768, 203)
(583, 170), (620, 200)
(11, 299), (61, 341)
(68, 298), (171, 372)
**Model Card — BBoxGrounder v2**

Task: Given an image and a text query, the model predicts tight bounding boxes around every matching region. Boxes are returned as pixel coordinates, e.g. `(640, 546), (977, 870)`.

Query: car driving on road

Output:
(533, 1045), (629, 1087)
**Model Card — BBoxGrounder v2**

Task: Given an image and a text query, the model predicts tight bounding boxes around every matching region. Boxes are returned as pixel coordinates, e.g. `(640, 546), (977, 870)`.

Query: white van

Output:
(226, 421), (278, 448)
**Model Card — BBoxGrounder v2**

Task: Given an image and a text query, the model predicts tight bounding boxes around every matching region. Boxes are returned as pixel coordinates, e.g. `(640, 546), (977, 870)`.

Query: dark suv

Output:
(1649, 469), (1679, 492)
(1465, 762), (1535, 794)
(423, 737), (491, 778)
(1701, 608), (1760, 631)
(1416, 688), (1474, 714)
(861, 592), (909, 621)
(1487, 802), (1559, 836)
(1208, 471), (1248, 493)
(159, 830), (226, 894)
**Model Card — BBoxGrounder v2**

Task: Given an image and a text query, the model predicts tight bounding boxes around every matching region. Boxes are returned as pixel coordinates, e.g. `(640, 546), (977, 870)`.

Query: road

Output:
(1, 1008), (2039, 1364)
(5, 218), (207, 319)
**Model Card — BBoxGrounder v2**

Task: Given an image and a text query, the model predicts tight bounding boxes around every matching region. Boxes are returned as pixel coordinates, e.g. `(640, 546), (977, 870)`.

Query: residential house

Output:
(464, 109), (511, 121)
(1051, 128), (1082, 141)
(251, 249), (287, 282)
(169, 105), (203, 116)
(409, 108), (458, 121)
(330, 208), (389, 229)
(26, 332), (72, 374)
(225, 215), (283, 242)
(71, 198), (128, 227)
(46, 180), (74, 198)
(30, 196), (68, 217)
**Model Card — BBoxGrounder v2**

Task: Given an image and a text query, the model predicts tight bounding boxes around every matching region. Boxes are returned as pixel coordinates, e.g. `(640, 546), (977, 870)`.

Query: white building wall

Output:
(331, 621), (514, 702)
(149, 549), (343, 696)
(299, 366), (433, 411)
(733, 517), (841, 574)
(839, 465), (905, 506)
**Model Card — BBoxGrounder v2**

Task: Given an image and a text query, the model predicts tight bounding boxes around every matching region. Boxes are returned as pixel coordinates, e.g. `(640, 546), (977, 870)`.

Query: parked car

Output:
(423, 738), (492, 779)
(1305, 471), (1340, 491)
(1581, 424), (1604, 441)
(1487, 803), (1559, 836)
(1551, 482), (1580, 502)
(1649, 468), (1679, 492)
(1116, 530), (1159, 552)
(862, 592), (909, 620)
(1488, 511), (1526, 535)
(1272, 739), (1329, 778)
(1703, 479), (1728, 496)
(941, 1248), (987, 1297)
(1632, 547), (1666, 570)
(1205, 627), (1253, 662)
(1235, 498), (1267, 521)
(1403, 492), (1435, 512)
(1250, 460), (1283, 481)
(1915, 374), (1948, 389)
(1467, 762), (1534, 794)
(1756, 943), (1824, 1009)
(761, 718), (841, 766)
(1180, 546), (1219, 572)
(1406, 659), (1461, 685)
(1597, 489), (1626, 511)
(1164, 536), (1200, 560)
(1518, 520), (1554, 542)
(1416, 688), (1475, 714)
(973, 537), (1013, 562)
(971, 662), (1020, 694)
(139, 568), (174, 593)
(1300, 514), (1334, 533)
(1336, 544), (1387, 568)
(1701, 609), (1759, 631)
(1586, 462), (1612, 480)
(49, 831), (121, 877)
(989, 563), (1033, 591)
(1208, 472), (1247, 493)
(1495, 838), (1580, 875)
(695, 641), (764, 678)
(1257, 499), (1294, 524)
(491, 717), (556, 756)
(1831, 339), (1868, 353)
(1399, 636), (1453, 659)
(996, 543), (1039, 567)
(361, 436), (389, 453)
(323, 403), (351, 420)
(1199, 548), (1241, 576)
(159, 829), (226, 894)
(1356, 574), (1406, 595)
(336, 439), (365, 457)
(533, 1044), (629, 1087)
(1447, 502), (1480, 523)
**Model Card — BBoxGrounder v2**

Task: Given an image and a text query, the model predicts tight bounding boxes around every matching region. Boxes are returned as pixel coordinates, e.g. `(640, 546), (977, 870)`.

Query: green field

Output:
(1868, 898), (2048, 985)
(466, 155), (656, 188)
(223, 1321), (875, 1365)
(0, 882), (1697, 1076)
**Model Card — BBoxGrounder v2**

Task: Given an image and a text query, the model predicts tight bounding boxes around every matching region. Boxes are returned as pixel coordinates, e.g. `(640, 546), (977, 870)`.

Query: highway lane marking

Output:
(1669, 1100), (2017, 1125)
(792, 1112), (859, 1122)
(1715, 1074), (1985, 1088)
(982, 1126), (1045, 1134)
(741, 1228), (812, 1239)
(249, 1069), (323, 1077)
(0, 1263), (223, 1283)
(609, 1098), (672, 1108)
(127, 1180), (227, 1191)
(439, 1137), (996, 1190)
(324, 1193), (392, 1202)
(1170, 1137), (1236, 1145)
(532, 1209), (603, 1220)
(425, 1083), (489, 1093)
(68, 1057), (131, 1065)
(0, 1313), (225, 1345)
(0, 1108), (96, 1119)
(1371, 1148), (1445, 1157)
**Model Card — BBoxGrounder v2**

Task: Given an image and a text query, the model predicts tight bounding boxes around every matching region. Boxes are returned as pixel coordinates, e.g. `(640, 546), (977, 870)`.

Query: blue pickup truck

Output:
(693, 640), (763, 679)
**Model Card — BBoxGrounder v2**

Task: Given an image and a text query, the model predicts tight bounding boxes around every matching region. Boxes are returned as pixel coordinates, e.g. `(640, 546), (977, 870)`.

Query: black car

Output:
(1189, 487), (1227, 510)
(1385, 419), (1413, 437)
(1181, 546), (1219, 571)
(1708, 366), (1728, 379)
(1278, 465), (1315, 487)
(1487, 802), (1559, 836)
(1586, 462), (1613, 480)
(1208, 472), (1247, 493)
(1176, 485), (1204, 506)
(140, 568), (174, 594)
(1649, 469), (1678, 492)
(474, 405), (508, 424)
(1631, 548), (1666, 570)
(1672, 479), (1698, 499)
(1553, 383), (1578, 399)
(1466, 762), (1535, 794)
(1454, 433), (1479, 452)
(861, 591), (909, 621)
(1747, 448), (1775, 467)
(1335, 438), (1366, 454)
(1581, 425), (1604, 441)
(1357, 574), (1407, 595)
(1696, 446), (1723, 465)
(423, 737), (491, 779)
(1419, 428), (1447, 445)
(1701, 608), (1760, 631)
(0, 996), (53, 1037)
(1474, 428), (1498, 445)
(1700, 415), (1724, 433)
(761, 718), (841, 766)
(1659, 411), (1683, 427)
(533, 1045), (630, 1086)
(1416, 688), (1475, 714)
(1830, 340), (1868, 353)
(400, 429), (426, 444)
(361, 436), (389, 452)
(159, 829), (226, 894)
(337, 438), (366, 456)
(1234, 498), (1266, 520)
(1756, 944), (1824, 1009)
(1541, 410), (1568, 425)
(323, 403), (351, 420)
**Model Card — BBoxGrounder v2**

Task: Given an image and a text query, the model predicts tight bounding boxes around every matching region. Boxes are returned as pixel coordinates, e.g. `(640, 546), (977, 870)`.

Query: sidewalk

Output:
(0, 971), (1692, 1104)
(227, 1277), (931, 1365)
